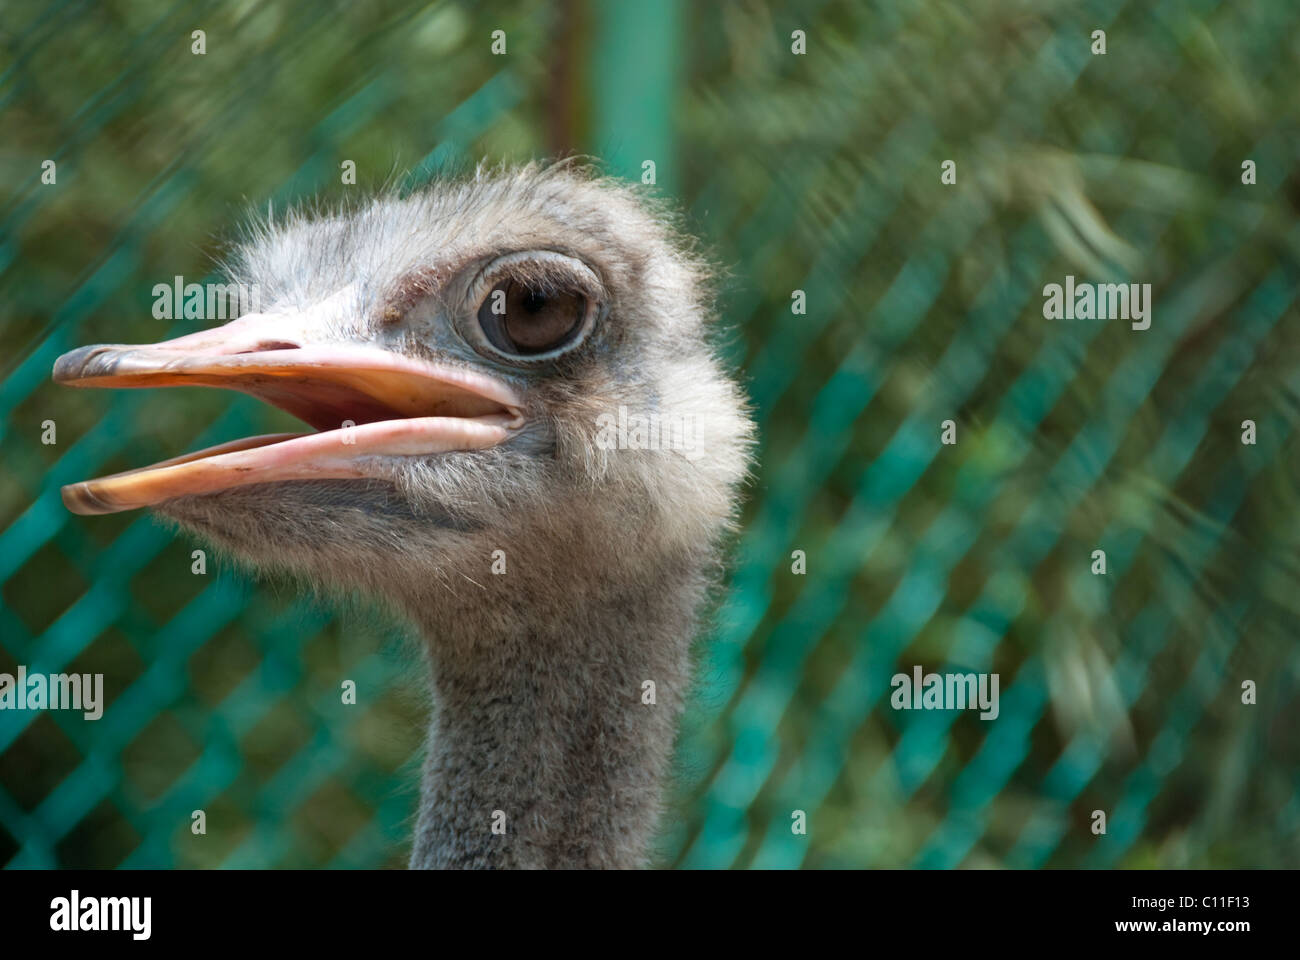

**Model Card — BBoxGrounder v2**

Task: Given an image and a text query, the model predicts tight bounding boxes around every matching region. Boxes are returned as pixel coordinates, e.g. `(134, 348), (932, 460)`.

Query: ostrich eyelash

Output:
(469, 250), (607, 305)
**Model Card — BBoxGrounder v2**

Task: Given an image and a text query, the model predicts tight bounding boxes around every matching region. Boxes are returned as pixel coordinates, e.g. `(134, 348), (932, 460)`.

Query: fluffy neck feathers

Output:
(404, 532), (706, 869)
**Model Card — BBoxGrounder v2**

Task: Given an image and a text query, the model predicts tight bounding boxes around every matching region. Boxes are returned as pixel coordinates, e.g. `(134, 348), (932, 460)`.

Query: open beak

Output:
(52, 314), (523, 515)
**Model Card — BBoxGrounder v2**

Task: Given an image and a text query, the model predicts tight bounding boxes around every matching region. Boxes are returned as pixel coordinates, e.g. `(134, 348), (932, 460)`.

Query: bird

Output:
(52, 162), (754, 869)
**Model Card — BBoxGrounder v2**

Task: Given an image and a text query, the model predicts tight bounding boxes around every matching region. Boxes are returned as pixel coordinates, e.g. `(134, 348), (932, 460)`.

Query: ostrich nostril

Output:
(235, 340), (301, 354)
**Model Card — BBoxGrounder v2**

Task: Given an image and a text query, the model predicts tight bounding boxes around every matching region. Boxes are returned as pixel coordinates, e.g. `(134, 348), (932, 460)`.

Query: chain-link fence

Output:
(2, 0), (1298, 869)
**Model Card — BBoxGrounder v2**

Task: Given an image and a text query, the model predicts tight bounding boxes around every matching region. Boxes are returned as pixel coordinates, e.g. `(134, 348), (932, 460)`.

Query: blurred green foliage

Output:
(1, 0), (1298, 868)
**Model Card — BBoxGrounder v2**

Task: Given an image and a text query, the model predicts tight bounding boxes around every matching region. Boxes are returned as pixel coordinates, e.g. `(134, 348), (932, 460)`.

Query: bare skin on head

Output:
(54, 163), (754, 868)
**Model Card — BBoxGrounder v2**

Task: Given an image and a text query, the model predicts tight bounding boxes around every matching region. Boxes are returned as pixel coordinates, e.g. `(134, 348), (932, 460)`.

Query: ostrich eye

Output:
(477, 280), (587, 357)
(461, 251), (602, 364)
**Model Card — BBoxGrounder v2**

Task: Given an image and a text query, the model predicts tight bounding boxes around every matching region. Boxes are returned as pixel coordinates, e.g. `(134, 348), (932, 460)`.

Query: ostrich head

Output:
(54, 163), (753, 868)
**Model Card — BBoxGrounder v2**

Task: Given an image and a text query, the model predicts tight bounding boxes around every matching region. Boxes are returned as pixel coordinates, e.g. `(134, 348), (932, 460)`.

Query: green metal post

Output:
(590, 0), (682, 195)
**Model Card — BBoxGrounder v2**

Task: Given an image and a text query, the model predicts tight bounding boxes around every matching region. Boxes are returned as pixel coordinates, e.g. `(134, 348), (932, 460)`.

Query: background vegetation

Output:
(1, 0), (1297, 868)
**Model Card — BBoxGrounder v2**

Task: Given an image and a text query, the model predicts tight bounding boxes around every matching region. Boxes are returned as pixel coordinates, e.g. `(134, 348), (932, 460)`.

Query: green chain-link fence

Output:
(2, 0), (1298, 869)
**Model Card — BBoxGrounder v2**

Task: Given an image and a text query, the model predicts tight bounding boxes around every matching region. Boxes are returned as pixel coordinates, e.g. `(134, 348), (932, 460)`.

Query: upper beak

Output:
(53, 313), (524, 515)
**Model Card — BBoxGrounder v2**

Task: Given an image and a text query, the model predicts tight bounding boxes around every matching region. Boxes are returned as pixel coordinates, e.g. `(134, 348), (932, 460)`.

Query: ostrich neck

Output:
(404, 557), (701, 869)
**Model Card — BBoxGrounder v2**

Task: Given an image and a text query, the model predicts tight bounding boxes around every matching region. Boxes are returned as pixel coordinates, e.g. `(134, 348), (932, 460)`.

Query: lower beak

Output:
(53, 318), (523, 515)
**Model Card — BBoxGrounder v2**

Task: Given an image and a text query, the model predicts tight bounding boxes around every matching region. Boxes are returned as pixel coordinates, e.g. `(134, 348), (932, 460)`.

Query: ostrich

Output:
(52, 163), (753, 869)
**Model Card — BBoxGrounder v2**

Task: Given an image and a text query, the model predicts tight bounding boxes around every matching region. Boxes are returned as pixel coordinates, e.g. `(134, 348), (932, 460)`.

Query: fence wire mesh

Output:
(1, 0), (1298, 868)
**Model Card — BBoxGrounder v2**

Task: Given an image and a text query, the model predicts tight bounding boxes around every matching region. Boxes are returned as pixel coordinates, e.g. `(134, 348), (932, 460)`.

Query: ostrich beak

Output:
(52, 314), (524, 515)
